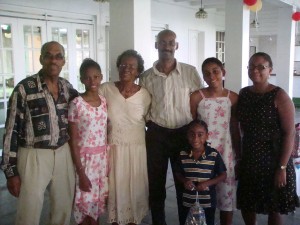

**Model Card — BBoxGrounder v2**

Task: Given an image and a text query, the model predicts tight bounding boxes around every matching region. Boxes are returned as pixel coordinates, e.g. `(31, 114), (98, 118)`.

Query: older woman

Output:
(237, 52), (299, 225)
(99, 50), (151, 225)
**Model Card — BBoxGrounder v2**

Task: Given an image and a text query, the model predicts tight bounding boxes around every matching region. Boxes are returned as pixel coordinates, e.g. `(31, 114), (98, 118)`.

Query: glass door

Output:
(0, 17), (95, 155)
(20, 20), (46, 76)
(47, 22), (94, 92)
(0, 17), (18, 155)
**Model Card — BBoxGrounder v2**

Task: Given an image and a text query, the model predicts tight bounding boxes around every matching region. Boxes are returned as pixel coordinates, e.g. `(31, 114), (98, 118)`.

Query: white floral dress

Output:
(197, 90), (236, 211)
(68, 95), (108, 223)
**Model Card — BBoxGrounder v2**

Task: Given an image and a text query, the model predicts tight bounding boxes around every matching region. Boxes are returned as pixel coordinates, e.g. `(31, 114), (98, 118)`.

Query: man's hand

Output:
(7, 176), (21, 197)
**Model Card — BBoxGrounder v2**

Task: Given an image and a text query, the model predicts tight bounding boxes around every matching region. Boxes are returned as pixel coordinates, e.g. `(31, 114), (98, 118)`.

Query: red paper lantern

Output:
(292, 12), (300, 21)
(244, 0), (257, 6)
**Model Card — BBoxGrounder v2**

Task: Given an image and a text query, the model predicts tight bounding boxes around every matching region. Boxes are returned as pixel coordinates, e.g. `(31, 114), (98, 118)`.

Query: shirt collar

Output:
(152, 59), (181, 76)
(38, 70), (62, 93)
(189, 147), (207, 161)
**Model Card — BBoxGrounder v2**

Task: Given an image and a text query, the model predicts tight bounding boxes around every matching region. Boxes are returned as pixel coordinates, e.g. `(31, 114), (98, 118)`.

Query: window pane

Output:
(83, 30), (89, 48)
(76, 30), (82, 48)
(24, 25), (32, 48)
(33, 26), (42, 48)
(5, 76), (14, 98)
(63, 52), (69, 71)
(25, 50), (33, 74)
(52, 28), (59, 42)
(60, 28), (68, 47)
(76, 51), (83, 67)
(33, 50), (41, 73)
(3, 50), (13, 73)
(1, 24), (12, 48)
(0, 76), (14, 99)
(52, 27), (68, 48)
(83, 51), (89, 59)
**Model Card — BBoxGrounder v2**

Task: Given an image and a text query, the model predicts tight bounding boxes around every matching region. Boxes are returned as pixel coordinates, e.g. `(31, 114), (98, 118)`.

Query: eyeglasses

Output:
(119, 64), (137, 70)
(247, 64), (269, 71)
(43, 53), (65, 61)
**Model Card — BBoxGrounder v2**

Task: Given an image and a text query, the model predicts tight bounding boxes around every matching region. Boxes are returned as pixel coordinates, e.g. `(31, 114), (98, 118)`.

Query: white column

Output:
(224, 0), (250, 93)
(109, 0), (151, 81)
(276, 6), (295, 97)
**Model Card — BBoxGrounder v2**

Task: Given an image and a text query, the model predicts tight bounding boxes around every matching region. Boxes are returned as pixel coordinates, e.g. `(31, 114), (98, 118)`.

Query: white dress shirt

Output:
(140, 60), (203, 129)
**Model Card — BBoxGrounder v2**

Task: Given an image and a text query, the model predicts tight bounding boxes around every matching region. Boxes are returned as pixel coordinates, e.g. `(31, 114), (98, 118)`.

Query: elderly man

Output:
(1, 41), (78, 225)
(139, 29), (203, 225)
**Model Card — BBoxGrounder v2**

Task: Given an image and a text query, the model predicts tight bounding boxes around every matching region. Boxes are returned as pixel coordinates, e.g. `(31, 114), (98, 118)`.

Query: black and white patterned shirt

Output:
(1, 70), (78, 178)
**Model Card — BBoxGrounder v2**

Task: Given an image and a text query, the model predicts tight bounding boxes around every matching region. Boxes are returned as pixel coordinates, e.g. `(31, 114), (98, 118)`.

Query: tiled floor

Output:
(1, 108), (300, 225)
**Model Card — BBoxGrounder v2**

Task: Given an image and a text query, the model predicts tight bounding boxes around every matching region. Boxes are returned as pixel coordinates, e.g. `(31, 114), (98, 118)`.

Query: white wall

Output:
(151, 1), (222, 74)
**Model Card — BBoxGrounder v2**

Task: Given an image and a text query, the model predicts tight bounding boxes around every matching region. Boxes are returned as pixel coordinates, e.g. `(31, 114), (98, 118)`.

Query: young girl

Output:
(68, 58), (108, 225)
(174, 119), (227, 225)
(190, 57), (241, 225)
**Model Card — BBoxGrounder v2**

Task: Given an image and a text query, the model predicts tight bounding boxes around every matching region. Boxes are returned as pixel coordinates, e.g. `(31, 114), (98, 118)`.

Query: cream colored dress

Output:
(99, 82), (151, 225)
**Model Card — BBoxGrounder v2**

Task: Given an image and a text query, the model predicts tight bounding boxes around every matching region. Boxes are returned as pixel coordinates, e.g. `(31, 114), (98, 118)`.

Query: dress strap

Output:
(227, 90), (230, 97)
(199, 89), (205, 98)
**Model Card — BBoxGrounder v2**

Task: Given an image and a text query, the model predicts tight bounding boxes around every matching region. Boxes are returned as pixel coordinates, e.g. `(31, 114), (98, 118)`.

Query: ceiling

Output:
(153, 0), (299, 11)
(152, 0), (300, 36)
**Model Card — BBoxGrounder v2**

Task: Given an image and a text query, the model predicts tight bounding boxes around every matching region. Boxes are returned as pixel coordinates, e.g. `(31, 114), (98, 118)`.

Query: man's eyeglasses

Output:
(119, 64), (137, 70)
(43, 53), (65, 61)
(247, 64), (269, 71)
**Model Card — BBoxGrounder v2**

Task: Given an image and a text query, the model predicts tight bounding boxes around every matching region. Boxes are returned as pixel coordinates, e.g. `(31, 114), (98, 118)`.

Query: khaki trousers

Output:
(16, 143), (75, 225)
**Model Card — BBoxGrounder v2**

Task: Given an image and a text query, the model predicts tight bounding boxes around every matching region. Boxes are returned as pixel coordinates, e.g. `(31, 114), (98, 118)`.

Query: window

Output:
(216, 31), (225, 63)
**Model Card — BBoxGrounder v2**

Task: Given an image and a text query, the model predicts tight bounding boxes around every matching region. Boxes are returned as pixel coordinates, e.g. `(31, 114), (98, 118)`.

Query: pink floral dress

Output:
(197, 90), (236, 211)
(68, 95), (108, 223)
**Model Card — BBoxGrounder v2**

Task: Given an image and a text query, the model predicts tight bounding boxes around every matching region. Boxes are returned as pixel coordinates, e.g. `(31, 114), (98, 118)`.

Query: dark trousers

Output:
(146, 121), (189, 225)
(182, 206), (216, 225)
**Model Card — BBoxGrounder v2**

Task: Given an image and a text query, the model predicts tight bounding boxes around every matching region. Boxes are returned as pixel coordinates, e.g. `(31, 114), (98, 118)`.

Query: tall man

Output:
(1, 41), (78, 225)
(139, 29), (203, 225)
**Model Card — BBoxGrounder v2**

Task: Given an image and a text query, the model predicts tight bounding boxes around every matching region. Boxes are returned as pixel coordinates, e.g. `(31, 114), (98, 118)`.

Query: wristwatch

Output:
(279, 165), (287, 170)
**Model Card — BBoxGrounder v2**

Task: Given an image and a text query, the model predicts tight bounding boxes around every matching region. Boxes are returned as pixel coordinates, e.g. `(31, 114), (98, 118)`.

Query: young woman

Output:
(190, 57), (241, 225)
(68, 58), (108, 225)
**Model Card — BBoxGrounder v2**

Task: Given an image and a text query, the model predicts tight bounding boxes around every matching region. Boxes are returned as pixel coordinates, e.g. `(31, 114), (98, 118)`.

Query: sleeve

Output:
(192, 67), (205, 89)
(138, 72), (147, 88)
(214, 152), (227, 175)
(99, 83), (107, 97)
(68, 99), (79, 123)
(1, 85), (26, 178)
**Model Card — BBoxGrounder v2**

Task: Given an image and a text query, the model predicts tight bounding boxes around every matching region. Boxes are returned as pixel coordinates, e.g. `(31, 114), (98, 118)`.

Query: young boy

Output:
(174, 119), (227, 225)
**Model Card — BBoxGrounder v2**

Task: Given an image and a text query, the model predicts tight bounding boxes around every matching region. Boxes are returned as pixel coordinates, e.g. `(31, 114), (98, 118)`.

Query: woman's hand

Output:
(274, 169), (287, 189)
(78, 172), (92, 192)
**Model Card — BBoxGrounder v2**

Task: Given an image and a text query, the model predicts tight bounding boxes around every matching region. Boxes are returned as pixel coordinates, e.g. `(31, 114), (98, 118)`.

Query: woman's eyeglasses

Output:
(247, 64), (269, 71)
